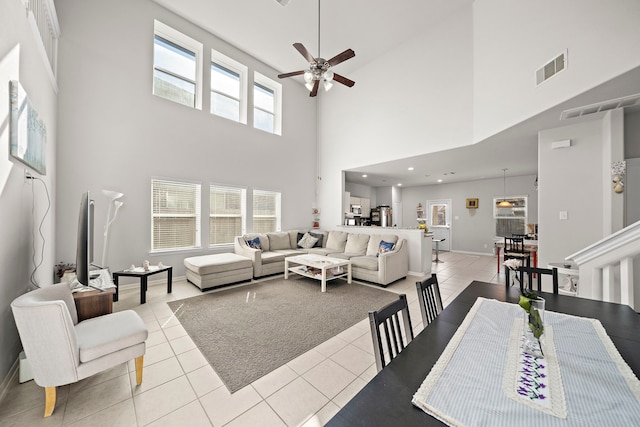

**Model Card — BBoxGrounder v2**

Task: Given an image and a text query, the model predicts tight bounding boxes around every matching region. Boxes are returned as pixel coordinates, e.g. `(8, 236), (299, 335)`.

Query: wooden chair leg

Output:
(135, 355), (144, 385)
(44, 386), (56, 417)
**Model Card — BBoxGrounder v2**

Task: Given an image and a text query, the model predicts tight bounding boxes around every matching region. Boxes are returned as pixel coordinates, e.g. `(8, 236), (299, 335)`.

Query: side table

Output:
(112, 266), (173, 304)
(73, 288), (116, 322)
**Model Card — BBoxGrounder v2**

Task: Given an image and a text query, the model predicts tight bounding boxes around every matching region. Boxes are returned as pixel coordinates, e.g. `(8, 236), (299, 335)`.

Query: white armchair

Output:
(11, 283), (148, 417)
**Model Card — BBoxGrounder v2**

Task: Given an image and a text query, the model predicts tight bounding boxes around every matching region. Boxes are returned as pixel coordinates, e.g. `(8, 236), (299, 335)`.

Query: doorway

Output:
(427, 199), (451, 251)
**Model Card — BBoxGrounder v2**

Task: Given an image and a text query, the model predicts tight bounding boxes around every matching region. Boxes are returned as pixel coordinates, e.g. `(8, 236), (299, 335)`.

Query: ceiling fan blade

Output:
(333, 73), (355, 88)
(327, 49), (355, 67)
(278, 70), (305, 79)
(293, 43), (316, 64)
(309, 80), (320, 97)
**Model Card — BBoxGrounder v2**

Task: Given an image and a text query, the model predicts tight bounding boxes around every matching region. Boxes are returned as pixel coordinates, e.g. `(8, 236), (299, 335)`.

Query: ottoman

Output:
(184, 253), (253, 291)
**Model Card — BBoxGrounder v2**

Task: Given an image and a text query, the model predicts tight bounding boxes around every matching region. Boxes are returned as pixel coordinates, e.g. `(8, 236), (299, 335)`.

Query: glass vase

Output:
(522, 297), (545, 357)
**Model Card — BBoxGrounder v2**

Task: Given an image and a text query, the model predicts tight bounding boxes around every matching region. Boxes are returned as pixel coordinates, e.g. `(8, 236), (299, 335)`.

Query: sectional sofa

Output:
(233, 230), (408, 286)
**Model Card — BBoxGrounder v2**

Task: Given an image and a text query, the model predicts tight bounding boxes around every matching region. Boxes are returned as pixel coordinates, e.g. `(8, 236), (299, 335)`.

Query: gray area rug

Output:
(167, 277), (398, 393)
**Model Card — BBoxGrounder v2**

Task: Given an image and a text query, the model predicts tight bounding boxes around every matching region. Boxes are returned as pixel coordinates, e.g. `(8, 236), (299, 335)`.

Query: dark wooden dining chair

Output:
(369, 294), (414, 372)
(503, 237), (531, 269)
(416, 274), (443, 328)
(518, 266), (559, 294)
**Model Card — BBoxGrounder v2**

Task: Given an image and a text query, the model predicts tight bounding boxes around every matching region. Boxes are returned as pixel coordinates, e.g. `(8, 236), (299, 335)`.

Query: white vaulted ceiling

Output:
(152, 0), (472, 77)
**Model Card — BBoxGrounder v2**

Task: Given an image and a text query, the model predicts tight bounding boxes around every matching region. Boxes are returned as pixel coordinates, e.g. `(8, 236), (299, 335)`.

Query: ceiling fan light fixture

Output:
(303, 70), (314, 83)
(305, 81), (315, 91)
(323, 80), (333, 91)
(323, 69), (334, 82)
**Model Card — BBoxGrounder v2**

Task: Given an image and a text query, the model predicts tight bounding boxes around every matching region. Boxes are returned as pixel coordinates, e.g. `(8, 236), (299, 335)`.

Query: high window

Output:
(253, 72), (282, 135)
(252, 189), (281, 233)
(151, 178), (201, 251)
(210, 185), (246, 246)
(153, 20), (203, 109)
(210, 49), (248, 123)
(494, 196), (528, 237)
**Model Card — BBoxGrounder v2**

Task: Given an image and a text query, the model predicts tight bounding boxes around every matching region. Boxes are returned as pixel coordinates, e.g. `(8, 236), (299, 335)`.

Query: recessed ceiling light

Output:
(362, 174), (367, 178)
(437, 179), (443, 183)
(398, 183), (402, 186)
(407, 167), (414, 171)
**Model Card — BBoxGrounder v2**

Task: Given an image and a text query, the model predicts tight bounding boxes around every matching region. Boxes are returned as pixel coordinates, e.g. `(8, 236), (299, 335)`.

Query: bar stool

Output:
(433, 238), (445, 263)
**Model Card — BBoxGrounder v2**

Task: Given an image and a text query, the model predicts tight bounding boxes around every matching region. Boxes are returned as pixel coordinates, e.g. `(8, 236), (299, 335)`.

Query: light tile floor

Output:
(0, 251), (506, 426)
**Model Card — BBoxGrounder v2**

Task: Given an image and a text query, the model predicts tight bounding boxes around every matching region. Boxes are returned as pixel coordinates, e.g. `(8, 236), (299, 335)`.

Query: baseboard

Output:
(0, 356), (19, 405)
(450, 250), (495, 257)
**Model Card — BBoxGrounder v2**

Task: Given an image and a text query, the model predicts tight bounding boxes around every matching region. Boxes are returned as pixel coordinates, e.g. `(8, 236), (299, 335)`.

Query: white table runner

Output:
(412, 298), (640, 426)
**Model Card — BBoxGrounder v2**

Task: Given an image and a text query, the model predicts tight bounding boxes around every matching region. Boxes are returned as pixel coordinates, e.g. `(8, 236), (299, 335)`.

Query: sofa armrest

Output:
(234, 236), (262, 276)
(378, 239), (409, 285)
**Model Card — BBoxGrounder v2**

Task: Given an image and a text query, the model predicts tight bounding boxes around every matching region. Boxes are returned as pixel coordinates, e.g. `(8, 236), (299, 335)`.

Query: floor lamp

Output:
(101, 190), (124, 269)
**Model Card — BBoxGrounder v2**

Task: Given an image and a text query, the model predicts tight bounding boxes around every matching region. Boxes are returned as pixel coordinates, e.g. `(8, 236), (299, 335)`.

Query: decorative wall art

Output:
(466, 198), (479, 209)
(9, 80), (47, 175)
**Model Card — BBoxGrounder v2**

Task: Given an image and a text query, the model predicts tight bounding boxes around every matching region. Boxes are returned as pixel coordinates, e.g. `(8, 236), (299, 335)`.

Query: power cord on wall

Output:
(26, 172), (51, 288)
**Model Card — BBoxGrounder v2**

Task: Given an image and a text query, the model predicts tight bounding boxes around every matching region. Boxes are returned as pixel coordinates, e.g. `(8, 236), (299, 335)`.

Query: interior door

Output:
(427, 199), (451, 251)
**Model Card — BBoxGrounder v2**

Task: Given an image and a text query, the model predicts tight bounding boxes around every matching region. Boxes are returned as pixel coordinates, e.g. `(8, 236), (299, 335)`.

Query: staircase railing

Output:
(566, 221), (640, 310)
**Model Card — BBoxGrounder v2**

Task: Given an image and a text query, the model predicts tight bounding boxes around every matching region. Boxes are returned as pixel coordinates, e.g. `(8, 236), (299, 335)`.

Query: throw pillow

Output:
(246, 236), (263, 252)
(309, 232), (324, 247)
(377, 240), (395, 257)
(298, 232), (319, 249)
(296, 232), (306, 248)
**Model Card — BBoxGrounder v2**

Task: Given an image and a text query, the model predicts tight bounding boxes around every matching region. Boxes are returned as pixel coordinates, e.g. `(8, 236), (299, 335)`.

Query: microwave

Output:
(351, 205), (362, 215)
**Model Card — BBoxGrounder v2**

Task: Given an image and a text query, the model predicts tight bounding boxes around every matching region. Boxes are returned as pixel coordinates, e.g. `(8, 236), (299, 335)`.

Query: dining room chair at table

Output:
(369, 294), (414, 372)
(518, 266), (559, 294)
(503, 236), (531, 270)
(415, 274), (443, 328)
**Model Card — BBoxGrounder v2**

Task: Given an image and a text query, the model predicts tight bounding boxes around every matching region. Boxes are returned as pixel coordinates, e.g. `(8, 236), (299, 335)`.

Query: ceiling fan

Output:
(277, 0), (355, 97)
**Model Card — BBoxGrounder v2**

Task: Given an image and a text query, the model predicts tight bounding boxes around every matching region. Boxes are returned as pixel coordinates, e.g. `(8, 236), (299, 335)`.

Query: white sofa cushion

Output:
(366, 234), (399, 256)
(268, 232), (292, 250)
(351, 255), (379, 271)
(344, 233), (370, 255)
(325, 231), (348, 251)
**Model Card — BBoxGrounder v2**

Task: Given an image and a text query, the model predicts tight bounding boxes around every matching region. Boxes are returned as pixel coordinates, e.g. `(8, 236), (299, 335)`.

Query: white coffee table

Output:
(284, 254), (352, 292)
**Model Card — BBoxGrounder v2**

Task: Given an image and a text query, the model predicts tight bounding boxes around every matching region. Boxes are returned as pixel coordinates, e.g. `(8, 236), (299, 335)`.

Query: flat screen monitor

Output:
(75, 191), (95, 286)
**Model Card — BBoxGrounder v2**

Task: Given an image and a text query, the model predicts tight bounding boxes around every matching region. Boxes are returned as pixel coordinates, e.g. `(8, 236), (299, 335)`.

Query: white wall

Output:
(473, 0), (640, 142)
(0, 0), (58, 384)
(54, 0), (317, 278)
(318, 7), (474, 228)
(538, 111), (624, 271)
(401, 175), (538, 255)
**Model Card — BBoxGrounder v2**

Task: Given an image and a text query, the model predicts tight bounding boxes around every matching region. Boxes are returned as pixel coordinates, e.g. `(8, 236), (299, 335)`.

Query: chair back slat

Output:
(518, 266), (559, 294)
(416, 274), (443, 327)
(369, 294), (413, 372)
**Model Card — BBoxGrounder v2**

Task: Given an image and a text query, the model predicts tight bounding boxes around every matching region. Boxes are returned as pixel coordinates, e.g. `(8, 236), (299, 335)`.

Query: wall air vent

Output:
(274, 0), (291, 6)
(560, 93), (640, 120)
(536, 50), (567, 86)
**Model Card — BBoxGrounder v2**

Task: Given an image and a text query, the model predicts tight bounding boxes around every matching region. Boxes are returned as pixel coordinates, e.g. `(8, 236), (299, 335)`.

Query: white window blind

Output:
(252, 189), (281, 233)
(151, 179), (201, 251)
(210, 185), (246, 245)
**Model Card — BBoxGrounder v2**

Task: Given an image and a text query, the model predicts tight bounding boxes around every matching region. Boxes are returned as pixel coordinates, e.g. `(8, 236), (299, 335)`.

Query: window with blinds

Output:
(210, 185), (246, 246)
(252, 189), (281, 233)
(151, 179), (201, 251)
(253, 72), (282, 135)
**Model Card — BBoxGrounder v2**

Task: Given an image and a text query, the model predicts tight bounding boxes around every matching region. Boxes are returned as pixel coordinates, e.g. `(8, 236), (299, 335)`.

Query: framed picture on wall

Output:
(466, 198), (479, 209)
(9, 80), (47, 175)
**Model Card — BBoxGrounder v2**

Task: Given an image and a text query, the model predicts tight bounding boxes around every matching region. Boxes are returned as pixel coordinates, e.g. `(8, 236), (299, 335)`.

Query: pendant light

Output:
(497, 168), (513, 208)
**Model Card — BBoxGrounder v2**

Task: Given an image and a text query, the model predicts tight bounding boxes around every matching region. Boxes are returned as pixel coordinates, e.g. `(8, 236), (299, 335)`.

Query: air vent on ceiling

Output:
(536, 50), (567, 86)
(560, 93), (640, 120)
(274, 0), (291, 6)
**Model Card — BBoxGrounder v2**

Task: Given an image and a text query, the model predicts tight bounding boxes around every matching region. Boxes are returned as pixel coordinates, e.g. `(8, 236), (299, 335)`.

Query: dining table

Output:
(326, 281), (640, 427)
